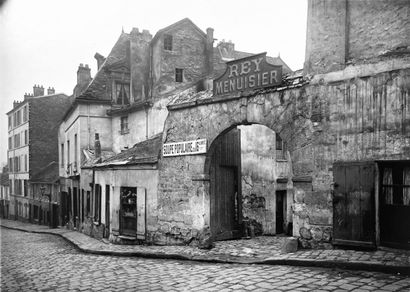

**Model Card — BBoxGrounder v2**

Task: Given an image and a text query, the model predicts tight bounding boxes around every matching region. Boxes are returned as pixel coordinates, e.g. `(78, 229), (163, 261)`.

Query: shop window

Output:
(175, 68), (183, 83)
(164, 34), (173, 51)
(115, 82), (130, 106)
(381, 165), (410, 206)
(120, 187), (137, 236)
(94, 184), (102, 224)
(120, 116), (129, 135)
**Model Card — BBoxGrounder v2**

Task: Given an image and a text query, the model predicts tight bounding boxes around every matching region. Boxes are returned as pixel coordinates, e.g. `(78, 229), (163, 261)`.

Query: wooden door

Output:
(210, 128), (242, 240)
(333, 162), (375, 247)
(104, 185), (110, 239)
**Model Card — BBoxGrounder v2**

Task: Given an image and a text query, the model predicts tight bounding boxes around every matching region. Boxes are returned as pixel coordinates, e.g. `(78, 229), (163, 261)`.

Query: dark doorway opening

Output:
(120, 187), (137, 237)
(379, 161), (410, 250)
(276, 190), (287, 234)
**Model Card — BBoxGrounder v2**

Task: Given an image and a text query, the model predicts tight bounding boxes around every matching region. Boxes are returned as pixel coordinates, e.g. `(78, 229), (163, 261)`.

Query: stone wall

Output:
(239, 124), (291, 235)
(304, 0), (410, 75)
(158, 57), (410, 247)
(152, 25), (208, 96)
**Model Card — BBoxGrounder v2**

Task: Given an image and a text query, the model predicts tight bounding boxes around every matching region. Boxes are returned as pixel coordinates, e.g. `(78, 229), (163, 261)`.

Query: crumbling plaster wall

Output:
(238, 124), (291, 235)
(158, 59), (410, 247)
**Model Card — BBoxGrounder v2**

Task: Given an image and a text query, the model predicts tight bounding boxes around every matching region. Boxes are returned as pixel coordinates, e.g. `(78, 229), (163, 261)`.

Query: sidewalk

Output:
(1, 219), (409, 275)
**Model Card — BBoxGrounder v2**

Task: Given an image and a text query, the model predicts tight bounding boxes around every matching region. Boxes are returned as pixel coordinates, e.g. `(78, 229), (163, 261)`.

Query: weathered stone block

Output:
(299, 227), (312, 240)
(281, 237), (298, 253)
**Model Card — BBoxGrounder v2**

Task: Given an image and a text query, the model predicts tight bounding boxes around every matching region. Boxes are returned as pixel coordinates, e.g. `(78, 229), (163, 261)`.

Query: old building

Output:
(0, 166), (10, 219)
(7, 86), (72, 224)
(156, 0), (410, 249)
(59, 18), (292, 244)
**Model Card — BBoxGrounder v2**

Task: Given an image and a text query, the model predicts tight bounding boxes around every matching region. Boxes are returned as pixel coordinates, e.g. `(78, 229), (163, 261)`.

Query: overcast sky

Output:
(0, 0), (307, 166)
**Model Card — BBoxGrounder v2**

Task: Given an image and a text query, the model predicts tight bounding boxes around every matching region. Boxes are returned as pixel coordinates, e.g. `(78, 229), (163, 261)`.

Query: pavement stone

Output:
(1, 219), (410, 276)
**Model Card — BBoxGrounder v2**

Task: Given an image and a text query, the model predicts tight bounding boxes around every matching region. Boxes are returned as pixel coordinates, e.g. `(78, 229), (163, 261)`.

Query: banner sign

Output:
(163, 139), (207, 157)
(213, 52), (282, 96)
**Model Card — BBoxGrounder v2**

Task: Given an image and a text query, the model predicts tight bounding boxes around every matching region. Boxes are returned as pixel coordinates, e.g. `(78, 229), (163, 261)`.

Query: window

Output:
(16, 110), (21, 126)
(8, 137), (12, 150)
(9, 158), (13, 172)
(23, 180), (28, 197)
(276, 133), (287, 160)
(24, 154), (27, 172)
(381, 165), (410, 206)
(67, 140), (70, 165)
(23, 106), (28, 122)
(13, 157), (19, 172)
(94, 184), (102, 223)
(24, 130), (28, 145)
(8, 116), (12, 129)
(61, 144), (65, 168)
(120, 187), (137, 236)
(164, 34), (172, 51)
(115, 82), (130, 105)
(74, 134), (78, 165)
(175, 68), (183, 83)
(14, 133), (20, 148)
(120, 116), (129, 135)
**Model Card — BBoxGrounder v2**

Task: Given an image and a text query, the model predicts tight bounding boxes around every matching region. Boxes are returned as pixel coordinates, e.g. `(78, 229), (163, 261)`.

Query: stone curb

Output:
(2, 224), (409, 276)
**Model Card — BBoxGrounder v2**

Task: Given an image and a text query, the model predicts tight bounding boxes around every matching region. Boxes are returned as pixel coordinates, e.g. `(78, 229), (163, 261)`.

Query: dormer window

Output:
(120, 116), (129, 135)
(115, 82), (130, 105)
(164, 34), (173, 51)
(175, 68), (183, 83)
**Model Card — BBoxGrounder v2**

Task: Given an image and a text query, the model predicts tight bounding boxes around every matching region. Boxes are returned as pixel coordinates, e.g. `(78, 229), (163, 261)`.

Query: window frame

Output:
(115, 81), (130, 106)
(120, 116), (129, 135)
(175, 68), (183, 83)
(164, 34), (173, 51)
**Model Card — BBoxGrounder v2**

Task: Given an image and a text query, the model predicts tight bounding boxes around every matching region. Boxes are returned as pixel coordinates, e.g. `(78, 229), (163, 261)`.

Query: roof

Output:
(7, 93), (70, 115)
(93, 133), (163, 168)
(81, 149), (116, 168)
(77, 32), (131, 101)
(0, 173), (9, 186)
(152, 18), (206, 43)
(168, 73), (307, 109)
(30, 161), (59, 183)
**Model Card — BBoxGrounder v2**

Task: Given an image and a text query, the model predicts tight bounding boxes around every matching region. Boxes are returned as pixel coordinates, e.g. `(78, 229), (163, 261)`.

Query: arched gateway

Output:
(156, 66), (324, 245)
(156, 55), (410, 249)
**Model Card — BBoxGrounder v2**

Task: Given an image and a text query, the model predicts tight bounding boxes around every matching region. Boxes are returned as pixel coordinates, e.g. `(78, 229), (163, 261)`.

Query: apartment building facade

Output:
(7, 86), (72, 223)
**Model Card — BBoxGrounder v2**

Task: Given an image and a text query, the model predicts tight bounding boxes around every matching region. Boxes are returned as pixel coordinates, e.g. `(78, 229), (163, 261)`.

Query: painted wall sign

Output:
(163, 139), (207, 157)
(213, 52), (282, 96)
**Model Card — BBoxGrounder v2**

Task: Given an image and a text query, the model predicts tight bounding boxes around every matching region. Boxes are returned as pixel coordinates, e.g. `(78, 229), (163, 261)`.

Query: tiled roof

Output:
(93, 133), (163, 168)
(168, 73), (307, 109)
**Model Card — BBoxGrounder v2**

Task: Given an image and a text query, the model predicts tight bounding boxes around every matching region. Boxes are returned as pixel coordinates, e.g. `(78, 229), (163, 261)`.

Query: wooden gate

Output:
(333, 161), (375, 248)
(210, 128), (242, 240)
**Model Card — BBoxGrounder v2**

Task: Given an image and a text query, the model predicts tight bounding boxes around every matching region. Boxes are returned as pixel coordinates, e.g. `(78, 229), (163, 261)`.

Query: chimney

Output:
(130, 27), (152, 101)
(13, 100), (20, 108)
(94, 133), (101, 159)
(94, 53), (106, 70)
(47, 87), (55, 95)
(33, 84), (45, 97)
(206, 27), (214, 75)
(74, 64), (92, 97)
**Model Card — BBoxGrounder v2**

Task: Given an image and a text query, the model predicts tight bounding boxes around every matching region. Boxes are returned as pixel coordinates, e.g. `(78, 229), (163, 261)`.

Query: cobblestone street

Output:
(1, 228), (410, 291)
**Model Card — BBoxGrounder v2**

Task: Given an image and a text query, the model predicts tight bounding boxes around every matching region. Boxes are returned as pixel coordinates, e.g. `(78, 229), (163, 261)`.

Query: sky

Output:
(0, 0), (307, 166)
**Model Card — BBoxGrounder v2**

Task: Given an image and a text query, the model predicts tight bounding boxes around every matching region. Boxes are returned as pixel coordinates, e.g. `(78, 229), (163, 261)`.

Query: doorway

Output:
(104, 185), (110, 238)
(276, 190), (287, 234)
(209, 128), (242, 240)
